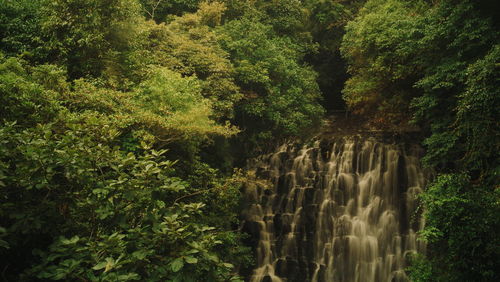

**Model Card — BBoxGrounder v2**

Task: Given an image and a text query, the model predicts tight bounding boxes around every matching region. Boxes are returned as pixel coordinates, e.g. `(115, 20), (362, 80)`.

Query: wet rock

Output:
(275, 258), (287, 277)
(285, 257), (299, 281)
(277, 175), (288, 194)
(262, 275), (272, 282)
(304, 187), (315, 204)
(244, 138), (429, 282)
(273, 214), (282, 234)
(242, 220), (261, 238)
(257, 167), (272, 179)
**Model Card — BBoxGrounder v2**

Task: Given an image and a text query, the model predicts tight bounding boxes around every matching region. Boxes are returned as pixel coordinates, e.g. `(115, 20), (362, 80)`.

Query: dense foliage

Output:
(1, 0), (336, 279)
(1, 0), (498, 280)
(341, 0), (499, 280)
(219, 16), (323, 143)
(0, 53), (246, 281)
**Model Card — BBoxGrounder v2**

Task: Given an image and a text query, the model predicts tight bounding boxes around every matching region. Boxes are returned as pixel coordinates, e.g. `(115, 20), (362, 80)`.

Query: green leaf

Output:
(104, 257), (115, 273)
(117, 273), (141, 280)
(92, 261), (107, 271)
(60, 236), (79, 245)
(170, 258), (184, 272)
(132, 250), (149, 260)
(185, 249), (199, 255)
(0, 239), (9, 249)
(204, 253), (219, 263)
(184, 256), (198, 264)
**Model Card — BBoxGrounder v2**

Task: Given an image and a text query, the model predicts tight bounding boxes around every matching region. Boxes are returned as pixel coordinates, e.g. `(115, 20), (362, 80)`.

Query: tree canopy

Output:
(341, 1), (499, 280)
(1, 0), (498, 280)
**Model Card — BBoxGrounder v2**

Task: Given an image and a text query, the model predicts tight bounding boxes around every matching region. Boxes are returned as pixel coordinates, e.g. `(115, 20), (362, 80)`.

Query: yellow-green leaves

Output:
(130, 3), (242, 119)
(135, 66), (238, 141)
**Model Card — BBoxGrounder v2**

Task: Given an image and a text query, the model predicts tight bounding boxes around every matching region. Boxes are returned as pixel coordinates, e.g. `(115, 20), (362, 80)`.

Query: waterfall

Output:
(242, 137), (430, 282)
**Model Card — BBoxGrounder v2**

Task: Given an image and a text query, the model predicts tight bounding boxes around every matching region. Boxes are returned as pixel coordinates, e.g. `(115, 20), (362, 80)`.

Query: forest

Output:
(0, 0), (498, 281)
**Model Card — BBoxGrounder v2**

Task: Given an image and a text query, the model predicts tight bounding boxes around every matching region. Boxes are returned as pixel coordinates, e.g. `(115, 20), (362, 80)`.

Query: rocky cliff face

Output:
(242, 137), (431, 282)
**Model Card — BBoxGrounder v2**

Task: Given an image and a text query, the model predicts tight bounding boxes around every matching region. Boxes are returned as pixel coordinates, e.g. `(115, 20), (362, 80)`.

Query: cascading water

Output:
(242, 137), (430, 282)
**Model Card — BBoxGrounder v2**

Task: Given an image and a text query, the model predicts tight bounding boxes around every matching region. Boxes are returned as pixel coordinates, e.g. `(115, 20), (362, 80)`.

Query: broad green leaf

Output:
(170, 258), (184, 272)
(184, 256), (198, 264)
(132, 250), (149, 260)
(92, 261), (107, 271)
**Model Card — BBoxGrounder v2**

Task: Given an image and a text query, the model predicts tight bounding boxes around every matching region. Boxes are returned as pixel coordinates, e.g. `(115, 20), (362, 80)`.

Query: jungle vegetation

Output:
(0, 0), (498, 281)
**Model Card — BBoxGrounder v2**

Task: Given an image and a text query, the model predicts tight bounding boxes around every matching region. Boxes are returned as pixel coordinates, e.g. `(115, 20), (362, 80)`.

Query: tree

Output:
(40, 0), (143, 79)
(219, 16), (324, 144)
(140, 0), (201, 21)
(0, 0), (46, 61)
(340, 0), (427, 126)
(130, 2), (242, 119)
(0, 54), (246, 281)
(341, 0), (500, 280)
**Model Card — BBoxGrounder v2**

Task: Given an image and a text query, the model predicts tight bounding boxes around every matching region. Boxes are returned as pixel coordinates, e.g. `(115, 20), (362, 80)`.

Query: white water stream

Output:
(243, 137), (430, 282)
